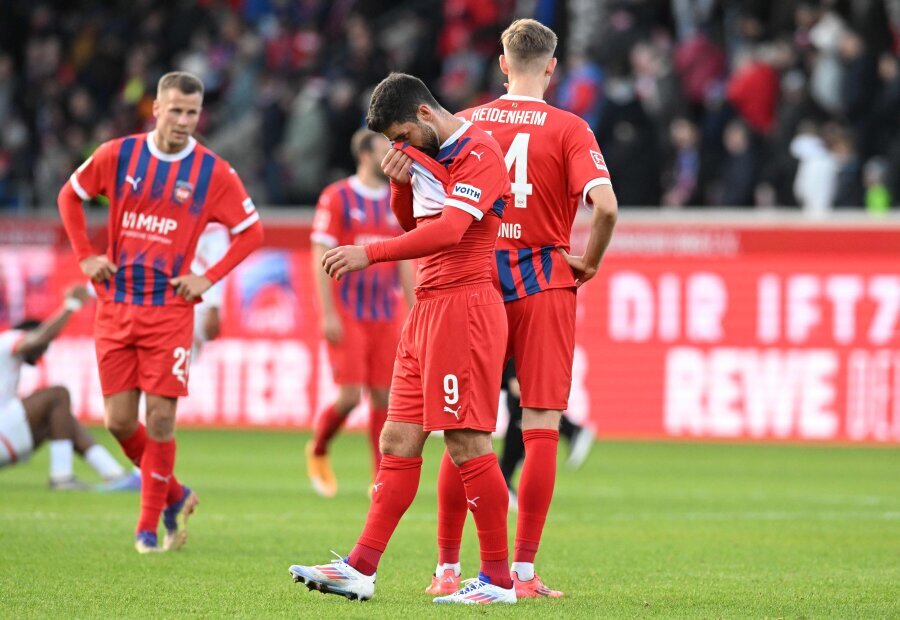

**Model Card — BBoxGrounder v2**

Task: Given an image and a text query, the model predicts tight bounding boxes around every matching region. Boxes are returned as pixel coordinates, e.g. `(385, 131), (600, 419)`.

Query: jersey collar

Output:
(147, 131), (198, 162)
(500, 94), (546, 103)
(348, 175), (389, 200)
(440, 120), (472, 149)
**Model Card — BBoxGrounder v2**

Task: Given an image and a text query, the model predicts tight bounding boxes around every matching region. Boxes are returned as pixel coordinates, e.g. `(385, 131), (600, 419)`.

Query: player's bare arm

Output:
(79, 255), (118, 283)
(13, 285), (89, 357)
(560, 184), (618, 287)
(312, 242), (344, 342)
(203, 307), (221, 341)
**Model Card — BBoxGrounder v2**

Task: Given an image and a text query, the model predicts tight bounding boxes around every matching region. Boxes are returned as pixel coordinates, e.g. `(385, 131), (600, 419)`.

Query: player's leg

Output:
(367, 387), (389, 474)
(0, 399), (35, 470)
(22, 386), (89, 489)
(507, 289), (575, 597)
(498, 362), (525, 501)
(289, 421), (427, 601)
(425, 449), (466, 594)
(307, 384), (361, 497)
(289, 313), (426, 601)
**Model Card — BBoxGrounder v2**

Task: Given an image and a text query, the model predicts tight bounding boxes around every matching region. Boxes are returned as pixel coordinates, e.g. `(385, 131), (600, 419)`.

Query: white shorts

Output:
(0, 399), (34, 467)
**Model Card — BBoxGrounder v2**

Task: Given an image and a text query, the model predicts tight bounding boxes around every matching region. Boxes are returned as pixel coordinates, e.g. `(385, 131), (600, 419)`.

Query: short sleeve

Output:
(208, 163), (260, 234)
(564, 119), (612, 205)
(445, 143), (510, 220)
(310, 187), (342, 248)
(70, 141), (115, 200)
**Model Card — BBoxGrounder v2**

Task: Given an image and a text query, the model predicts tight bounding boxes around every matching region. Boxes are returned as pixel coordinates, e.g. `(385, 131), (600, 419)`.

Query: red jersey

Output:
(406, 121), (510, 290)
(312, 175), (404, 322)
(69, 132), (259, 307)
(459, 95), (612, 301)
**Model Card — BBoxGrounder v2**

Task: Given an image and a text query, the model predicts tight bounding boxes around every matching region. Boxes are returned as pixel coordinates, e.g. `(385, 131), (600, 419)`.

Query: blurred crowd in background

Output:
(1, 0), (899, 212)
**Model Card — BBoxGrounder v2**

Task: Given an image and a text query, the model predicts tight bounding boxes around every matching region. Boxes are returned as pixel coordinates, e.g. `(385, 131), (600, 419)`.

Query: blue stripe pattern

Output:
(151, 160), (171, 199)
(353, 192), (367, 224)
(131, 142), (151, 195)
(115, 137), (137, 197)
(491, 197), (506, 218)
(540, 246), (554, 283)
(170, 254), (184, 301)
(495, 250), (518, 301)
(114, 250), (128, 302)
(355, 270), (366, 319)
(340, 271), (351, 307)
(132, 253), (146, 305)
(437, 137), (470, 164)
(174, 151), (196, 203)
(517, 248), (542, 296)
(369, 272), (380, 320)
(190, 154), (216, 215)
(339, 188), (351, 229)
(152, 256), (167, 306)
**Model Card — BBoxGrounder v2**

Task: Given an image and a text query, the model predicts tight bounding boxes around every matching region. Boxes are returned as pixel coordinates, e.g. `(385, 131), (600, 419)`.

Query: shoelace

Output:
(454, 578), (488, 596)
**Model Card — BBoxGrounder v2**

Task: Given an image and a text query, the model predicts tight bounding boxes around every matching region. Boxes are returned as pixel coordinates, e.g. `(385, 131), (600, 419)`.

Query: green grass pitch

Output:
(1, 429), (898, 618)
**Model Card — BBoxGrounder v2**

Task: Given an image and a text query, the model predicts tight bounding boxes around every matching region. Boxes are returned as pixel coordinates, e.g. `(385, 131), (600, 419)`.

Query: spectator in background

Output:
(719, 120), (758, 207)
(727, 45), (780, 135)
(791, 121), (837, 215)
(663, 117), (702, 208)
(863, 157), (892, 214)
(831, 127), (864, 208)
(556, 53), (604, 130)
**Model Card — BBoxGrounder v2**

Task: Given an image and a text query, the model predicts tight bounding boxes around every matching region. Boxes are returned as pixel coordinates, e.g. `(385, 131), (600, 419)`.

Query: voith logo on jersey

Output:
(122, 211), (178, 235)
(452, 183), (482, 202)
(590, 150), (607, 171)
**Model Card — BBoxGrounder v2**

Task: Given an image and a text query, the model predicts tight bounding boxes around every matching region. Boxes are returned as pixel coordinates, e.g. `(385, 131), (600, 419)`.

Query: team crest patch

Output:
(173, 180), (194, 204)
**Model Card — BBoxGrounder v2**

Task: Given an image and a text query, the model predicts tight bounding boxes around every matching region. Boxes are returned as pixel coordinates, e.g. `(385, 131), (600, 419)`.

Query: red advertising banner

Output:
(2, 215), (899, 443)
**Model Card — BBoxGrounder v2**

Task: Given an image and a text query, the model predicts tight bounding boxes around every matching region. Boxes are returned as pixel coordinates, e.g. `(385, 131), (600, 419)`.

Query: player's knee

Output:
(444, 430), (492, 466)
(379, 425), (421, 458)
(335, 387), (362, 413)
(104, 415), (134, 438)
(47, 385), (71, 409)
(369, 389), (390, 411)
(522, 408), (562, 431)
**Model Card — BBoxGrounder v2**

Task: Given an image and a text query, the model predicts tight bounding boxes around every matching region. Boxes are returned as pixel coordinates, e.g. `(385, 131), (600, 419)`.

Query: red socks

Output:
(369, 407), (388, 474)
(459, 453), (512, 589)
(313, 405), (347, 456)
(436, 450), (467, 565)
(137, 438), (176, 534)
(349, 454), (423, 575)
(116, 424), (183, 509)
(515, 429), (559, 564)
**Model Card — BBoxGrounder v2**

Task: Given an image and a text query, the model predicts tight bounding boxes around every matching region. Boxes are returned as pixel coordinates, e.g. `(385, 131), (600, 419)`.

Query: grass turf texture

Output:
(1, 429), (898, 618)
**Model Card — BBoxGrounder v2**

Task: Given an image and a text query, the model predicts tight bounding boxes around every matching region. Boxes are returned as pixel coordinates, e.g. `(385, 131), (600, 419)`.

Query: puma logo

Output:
(125, 175), (142, 191)
(466, 496), (480, 509)
(443, 405), (461, 420)
(373, 482), (384, 493)
(150, 472), (171, 484)
(469, 150), (484, 161)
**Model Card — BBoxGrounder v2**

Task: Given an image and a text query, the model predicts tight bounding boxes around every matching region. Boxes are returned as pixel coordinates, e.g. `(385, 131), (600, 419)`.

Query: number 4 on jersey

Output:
(486, 130), (533, 209)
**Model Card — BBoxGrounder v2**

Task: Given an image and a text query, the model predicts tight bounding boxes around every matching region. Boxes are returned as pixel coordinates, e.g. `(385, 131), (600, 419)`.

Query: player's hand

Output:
(322, 245), (370, 281)
(559, 249), (598, 288)
(65, 284), (91, 303)
(169, 274), (213, 302)
(381, 149), (413, 184)
(204, 307), (221, 340)
(322, 312), (343, 344)
(79, 255), (117, 283)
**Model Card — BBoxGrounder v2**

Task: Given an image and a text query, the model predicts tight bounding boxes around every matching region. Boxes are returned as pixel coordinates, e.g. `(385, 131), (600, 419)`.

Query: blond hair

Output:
(157, 71), (204, 98)
(500, 19), (557, 69)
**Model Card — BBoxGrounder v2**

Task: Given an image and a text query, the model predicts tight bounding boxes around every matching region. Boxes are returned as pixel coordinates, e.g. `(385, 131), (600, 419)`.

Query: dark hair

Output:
(350, 128), (386, 163)
(366, 73), (440, 133)
(157, 71), (204, 98)
(13, 319), (41, 331)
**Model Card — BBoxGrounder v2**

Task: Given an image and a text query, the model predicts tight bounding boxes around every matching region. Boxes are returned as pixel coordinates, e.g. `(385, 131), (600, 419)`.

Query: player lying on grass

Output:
(288, 72), (516, 605)
(0, 285), (137, 491)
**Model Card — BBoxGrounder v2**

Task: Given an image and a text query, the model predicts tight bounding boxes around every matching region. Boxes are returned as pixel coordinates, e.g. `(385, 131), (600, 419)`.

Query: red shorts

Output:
(94, 301), (194, 398)
(505, 287), (576, 410)
(328, 315), (401, 388)
(388, 283), (507, 433)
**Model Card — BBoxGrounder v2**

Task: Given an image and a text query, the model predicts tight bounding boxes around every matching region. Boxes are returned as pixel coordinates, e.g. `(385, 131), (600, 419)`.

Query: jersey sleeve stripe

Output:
(582, 177), (612, 205)
(69, 174), (92, 201)
(310, 232), (338, 248)
(445, 198), (484, 220)
(230, 211), (260, 235)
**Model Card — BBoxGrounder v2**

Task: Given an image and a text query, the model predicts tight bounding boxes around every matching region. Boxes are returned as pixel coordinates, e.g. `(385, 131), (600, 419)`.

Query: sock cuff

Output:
(458, 452), (497, 479)
(522, 429), (559, 443)
(379, 454), (423, 470)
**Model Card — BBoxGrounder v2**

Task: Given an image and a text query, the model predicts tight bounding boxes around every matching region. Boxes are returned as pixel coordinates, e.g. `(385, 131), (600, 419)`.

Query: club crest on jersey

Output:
(590, 150), (607, 170)
(452, 182), (482, 202)
(173, 180), (194, 204)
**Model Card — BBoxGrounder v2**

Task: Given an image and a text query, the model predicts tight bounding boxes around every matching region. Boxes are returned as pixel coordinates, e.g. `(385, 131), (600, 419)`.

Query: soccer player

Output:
(427, 19), (618, 597)
(307, 128), (414, 497)
(0, 286), (133, 489)
(56, 71), (264, 553)
(288, 73), (515, 604)
(190, 223), (230, 359)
